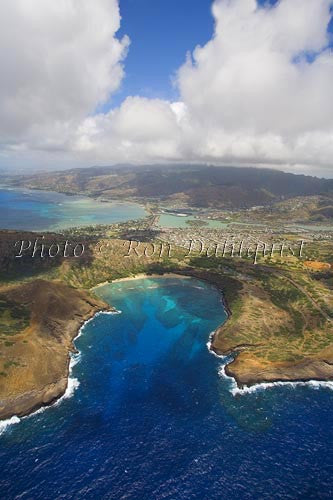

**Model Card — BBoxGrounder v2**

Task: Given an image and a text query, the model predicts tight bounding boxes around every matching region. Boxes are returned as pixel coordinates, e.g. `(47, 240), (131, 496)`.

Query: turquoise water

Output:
(0, 277), (333, 499)
(0, 188), (146, 231)
(287, 223), (333, 232)
(158, 214), (332, 232)
(158, 213), (229, 229)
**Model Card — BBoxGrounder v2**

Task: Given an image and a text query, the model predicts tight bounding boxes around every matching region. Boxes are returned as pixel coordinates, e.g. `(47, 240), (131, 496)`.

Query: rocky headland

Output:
(0, 279), (112, 420)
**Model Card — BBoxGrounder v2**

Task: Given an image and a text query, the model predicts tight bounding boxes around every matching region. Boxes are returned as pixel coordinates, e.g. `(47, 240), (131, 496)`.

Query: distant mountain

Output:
(3, 165), (333, 209)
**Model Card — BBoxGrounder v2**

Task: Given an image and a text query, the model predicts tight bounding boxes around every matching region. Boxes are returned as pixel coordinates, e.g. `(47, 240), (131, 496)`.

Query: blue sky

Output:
(110, 0), (215, 107)
(114, 0), (279, 108)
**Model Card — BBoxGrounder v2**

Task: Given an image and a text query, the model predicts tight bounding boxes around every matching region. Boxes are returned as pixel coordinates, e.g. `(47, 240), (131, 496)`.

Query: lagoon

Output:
(0, 187), (146, 231)
(158, 213), (229, 229)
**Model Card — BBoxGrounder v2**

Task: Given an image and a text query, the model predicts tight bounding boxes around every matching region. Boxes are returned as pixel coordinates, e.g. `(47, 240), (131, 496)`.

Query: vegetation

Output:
(5, 164), (333, 210)
(0, 216), (332, 391)
(0, 296), (30, 335)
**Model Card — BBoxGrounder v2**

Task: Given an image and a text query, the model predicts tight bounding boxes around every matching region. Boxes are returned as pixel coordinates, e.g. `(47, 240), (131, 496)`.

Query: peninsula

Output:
(0, 279), (112, 420)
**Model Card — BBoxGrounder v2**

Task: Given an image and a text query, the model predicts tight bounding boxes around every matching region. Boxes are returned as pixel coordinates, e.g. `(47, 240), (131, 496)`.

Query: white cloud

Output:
(0, 0), (128, 146)
(73, 97), (183, 163)
(179, 0), (333, 137)
(1, 0), (333, 176)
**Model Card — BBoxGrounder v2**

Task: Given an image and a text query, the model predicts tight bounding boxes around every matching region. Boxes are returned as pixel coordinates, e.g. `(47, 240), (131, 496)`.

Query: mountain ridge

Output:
(3, 164), (333, 210)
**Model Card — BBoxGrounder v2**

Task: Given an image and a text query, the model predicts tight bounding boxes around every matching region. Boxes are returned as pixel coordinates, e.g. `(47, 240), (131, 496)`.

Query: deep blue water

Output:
(0, 188), (146, 231)
(0, 277), (333, 500)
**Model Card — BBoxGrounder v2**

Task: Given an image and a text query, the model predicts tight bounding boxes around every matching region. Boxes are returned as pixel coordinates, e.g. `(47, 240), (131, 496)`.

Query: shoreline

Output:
(1, 274), (189, 425)
(0, 308), (121, 434)
(206, 332), (333, 394)
(0, 307), (111, 423)
(2, 271), (333, 430)
(0, 271), (221, 426)
(91, 272), (192, 290)
(93, 269), (333, 390)
(208, 328), (333, 390)
(166, 268), (333, 391)
(0, 280), (114, 423)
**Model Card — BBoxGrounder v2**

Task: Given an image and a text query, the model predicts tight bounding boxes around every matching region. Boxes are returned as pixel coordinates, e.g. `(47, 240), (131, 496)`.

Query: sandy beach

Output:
(91, 272), (191, 290)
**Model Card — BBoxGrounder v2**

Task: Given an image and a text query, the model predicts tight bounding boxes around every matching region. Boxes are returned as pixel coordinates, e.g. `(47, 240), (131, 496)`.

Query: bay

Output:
(0, 277), (332, 499)
(0, 188), (146, 231)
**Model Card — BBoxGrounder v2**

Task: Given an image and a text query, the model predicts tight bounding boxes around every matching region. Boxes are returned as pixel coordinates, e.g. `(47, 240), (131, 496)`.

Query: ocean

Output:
(0, 277), (332, 499)
(0, 188), (146, 231)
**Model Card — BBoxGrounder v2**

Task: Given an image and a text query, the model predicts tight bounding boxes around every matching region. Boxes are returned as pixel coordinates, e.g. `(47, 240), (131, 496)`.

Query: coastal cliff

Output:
(1, 238), (333, 420)
(90, 265), (333, 390)
(206, 270), (333, 388)
(0, 280), (112, 420)
(161, 267), (333, 388)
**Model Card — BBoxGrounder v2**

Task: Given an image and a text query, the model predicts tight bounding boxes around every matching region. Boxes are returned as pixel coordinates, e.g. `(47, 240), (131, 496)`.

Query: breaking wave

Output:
(0, 309), (121, 436)
(207, 331), (333, 396)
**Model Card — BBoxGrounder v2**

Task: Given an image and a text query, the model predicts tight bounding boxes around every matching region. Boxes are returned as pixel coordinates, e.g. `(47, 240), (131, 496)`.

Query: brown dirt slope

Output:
(0, 280), (111, 420)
